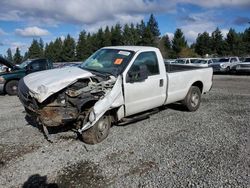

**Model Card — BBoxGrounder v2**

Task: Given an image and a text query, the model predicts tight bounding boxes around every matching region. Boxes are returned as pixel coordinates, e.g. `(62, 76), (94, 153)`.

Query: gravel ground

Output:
(0, 75), (249, 188)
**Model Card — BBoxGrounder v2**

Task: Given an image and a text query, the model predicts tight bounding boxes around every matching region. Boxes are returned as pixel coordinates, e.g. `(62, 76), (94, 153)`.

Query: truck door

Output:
(124, 51), (166, 116)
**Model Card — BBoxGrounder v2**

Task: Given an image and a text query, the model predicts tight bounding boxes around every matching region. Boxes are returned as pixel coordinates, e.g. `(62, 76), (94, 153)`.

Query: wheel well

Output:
(80, 100), (97, 112)
(192, 81), (203, 93)
(4, 79), (19, 93)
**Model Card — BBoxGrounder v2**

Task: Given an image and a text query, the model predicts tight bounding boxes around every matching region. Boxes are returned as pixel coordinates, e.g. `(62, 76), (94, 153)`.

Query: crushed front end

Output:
(18, 75), (117, 128)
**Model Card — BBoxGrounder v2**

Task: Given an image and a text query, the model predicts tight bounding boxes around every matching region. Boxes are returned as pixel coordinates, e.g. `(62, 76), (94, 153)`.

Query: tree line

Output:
(3, 14), (250, 64)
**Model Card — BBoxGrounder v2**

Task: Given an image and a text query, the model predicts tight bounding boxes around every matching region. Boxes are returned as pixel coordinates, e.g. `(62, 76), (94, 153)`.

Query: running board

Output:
(118, 108), (159, 126)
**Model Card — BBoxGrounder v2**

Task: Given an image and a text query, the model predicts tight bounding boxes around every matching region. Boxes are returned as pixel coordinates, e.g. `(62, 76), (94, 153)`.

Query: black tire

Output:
(183, 86), (201, 112)
(5, 80), (19, 95)
(226, 66), (230, 72)
(81, 114), (111, 144)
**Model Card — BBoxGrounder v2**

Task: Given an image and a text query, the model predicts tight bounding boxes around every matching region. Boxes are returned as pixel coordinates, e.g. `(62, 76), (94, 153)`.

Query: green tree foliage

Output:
(123, 24), (134, 45)
(242, 27), (250, 55)
(195, 32), (211, 56)
(6, 48), (13, 62)
(211, 28), (225, 56)
(13, 47), (22, 64)
(76, 30), (88, 61)
(28, 39), (43, 58)
(62, 34), (76, 62)
(103, 26), (112, 46)
(147, 14), (160, 37)
(158, 34), (173, 58)
(225, 28), (242, 56)
(141, 26), (155, 46)
(172, 28), (187, 57)
(111, 24), (123, 46)
(12, 15), (250, 63)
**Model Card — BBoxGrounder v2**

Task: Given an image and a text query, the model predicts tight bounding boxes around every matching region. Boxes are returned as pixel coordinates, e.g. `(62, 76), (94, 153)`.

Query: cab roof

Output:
(103, 46), (159, 52)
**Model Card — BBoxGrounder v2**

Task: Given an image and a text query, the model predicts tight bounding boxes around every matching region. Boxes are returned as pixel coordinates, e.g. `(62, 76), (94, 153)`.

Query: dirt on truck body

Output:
(18, 74), (121, 144)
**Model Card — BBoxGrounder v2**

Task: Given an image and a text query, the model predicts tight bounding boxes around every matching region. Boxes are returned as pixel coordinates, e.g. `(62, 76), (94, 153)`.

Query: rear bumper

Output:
(212, 67), (227, 72)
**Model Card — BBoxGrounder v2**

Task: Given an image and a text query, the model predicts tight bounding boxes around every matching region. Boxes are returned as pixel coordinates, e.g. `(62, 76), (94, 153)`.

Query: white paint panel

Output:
(23, 67), (93, 103)
(166, 68), (213, 104)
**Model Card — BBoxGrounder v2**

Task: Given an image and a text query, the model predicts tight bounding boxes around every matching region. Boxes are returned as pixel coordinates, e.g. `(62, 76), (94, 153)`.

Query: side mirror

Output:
(126, 65), (149, 83)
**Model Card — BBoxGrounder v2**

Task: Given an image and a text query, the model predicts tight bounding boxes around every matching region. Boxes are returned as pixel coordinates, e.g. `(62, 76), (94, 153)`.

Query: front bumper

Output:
(18, 78), (78, 127)
(0, 83), (4, 93)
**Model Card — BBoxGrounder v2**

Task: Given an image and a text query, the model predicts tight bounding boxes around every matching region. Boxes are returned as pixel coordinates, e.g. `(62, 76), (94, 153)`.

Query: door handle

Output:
(159, 79), (164, 87)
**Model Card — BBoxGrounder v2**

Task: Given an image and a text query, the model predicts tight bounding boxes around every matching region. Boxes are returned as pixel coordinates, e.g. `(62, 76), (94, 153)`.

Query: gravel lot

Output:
(0, 75), (249, 188)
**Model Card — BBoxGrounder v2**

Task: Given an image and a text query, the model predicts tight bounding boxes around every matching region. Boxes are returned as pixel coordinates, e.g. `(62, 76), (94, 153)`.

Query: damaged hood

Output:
(23, 66), (93, 103)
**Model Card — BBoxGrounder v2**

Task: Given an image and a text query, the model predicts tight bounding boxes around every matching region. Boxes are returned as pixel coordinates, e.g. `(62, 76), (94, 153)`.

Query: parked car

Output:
(0, 57), (53, 95)
(174, 58), (202, 65)
(210, 57), (240, 72)
(18, 46), (213, 144)
(231, 57), (250, 73)
(164, 59), (176, 65)
(192, 58), (215, 67)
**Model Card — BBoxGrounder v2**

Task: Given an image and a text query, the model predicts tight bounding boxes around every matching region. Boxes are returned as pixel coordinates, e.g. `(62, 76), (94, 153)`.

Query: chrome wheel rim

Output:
(191, 91), (199, 107)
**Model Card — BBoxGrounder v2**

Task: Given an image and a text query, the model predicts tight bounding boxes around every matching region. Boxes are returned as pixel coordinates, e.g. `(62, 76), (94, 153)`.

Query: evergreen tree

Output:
(44, 42), (55, 61)
(39, 38), (44, 57)
(85, 33), (95, 57)
(123, 24), (133, 45)
(13, 48), (22, 64)
(141, 26), (155, 46)
(53, 38), (63, 62)
(172, 28), (187, 57)
(111, 24), (123, 46)
(76, 30), (88, 61)
(137, 20), (146, 45)
(28, 39), (43, 58)
(130, 23), (140, 45)
(195, 32), (211, 56)
(62, 34), (76, 62)
(96, 28), (105, 49)
(225, 28), (242, 56)
(147, 14), (160, 37)
(103, 26), (112, 46)
(211, 28), (224, 56)
(242, 27), (250, 55)
(6, 48), (13, 62)
(158, 34), (172, 58)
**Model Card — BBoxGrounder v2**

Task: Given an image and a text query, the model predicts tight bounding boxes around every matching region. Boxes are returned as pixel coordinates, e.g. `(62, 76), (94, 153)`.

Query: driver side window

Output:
(128, 51), (159, 76)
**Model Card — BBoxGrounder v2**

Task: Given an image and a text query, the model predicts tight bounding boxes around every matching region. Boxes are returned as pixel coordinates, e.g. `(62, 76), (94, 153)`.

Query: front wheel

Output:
(5, 80), (19, 95)
(81, 114), (111, 144)
(183, 86), (201, 112)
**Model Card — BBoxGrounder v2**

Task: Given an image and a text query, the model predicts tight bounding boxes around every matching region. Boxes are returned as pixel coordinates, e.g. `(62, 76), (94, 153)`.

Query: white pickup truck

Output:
(18, 46), (213, 144)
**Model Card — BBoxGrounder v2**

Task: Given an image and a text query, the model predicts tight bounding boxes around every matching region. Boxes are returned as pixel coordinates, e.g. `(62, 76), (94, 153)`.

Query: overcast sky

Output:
(0, 0), (250, 55)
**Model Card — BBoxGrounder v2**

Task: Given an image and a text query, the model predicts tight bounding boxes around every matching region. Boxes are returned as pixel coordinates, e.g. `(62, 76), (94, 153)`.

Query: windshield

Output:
(175, 59), (186, 64)
(19, 60), (32, 69)
(219, 58), (229, 63)
(80, 49), (134, 76)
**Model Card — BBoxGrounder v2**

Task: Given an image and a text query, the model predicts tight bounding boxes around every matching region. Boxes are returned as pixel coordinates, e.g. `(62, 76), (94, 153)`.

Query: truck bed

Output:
(165, 64), (206, 73)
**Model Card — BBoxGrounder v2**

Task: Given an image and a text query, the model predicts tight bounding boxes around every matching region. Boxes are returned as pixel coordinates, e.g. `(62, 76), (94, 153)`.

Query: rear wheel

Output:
(183, 86), (201, 112)
(5, 80), (19, 95)
(81, 114), (111, 144)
